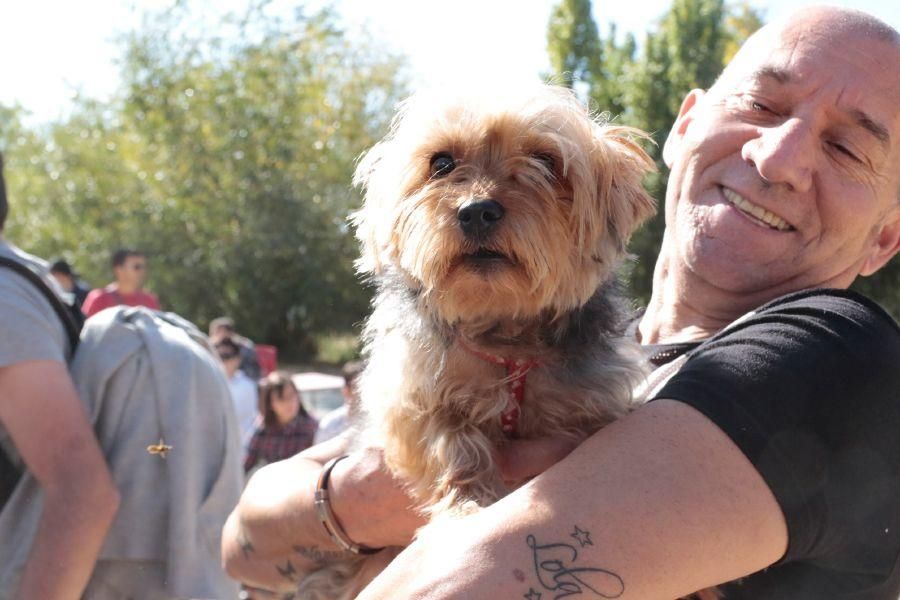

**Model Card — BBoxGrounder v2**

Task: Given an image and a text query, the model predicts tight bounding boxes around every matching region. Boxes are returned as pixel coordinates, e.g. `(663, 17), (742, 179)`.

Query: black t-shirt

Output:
(648, 289), (900, 599)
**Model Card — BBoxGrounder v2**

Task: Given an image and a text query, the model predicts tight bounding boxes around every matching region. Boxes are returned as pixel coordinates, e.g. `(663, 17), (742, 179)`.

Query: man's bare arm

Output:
(358, 399), (788, 600)
(0, 360), (119, 600)
(221, 435), (425, 592)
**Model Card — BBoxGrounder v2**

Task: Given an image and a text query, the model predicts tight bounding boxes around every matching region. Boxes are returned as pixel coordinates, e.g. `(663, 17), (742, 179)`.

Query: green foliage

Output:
(547, 0), (766, 305)
(546, 0), (602, 88)
(3, 6), (407, 353)
(315, 332), (361, 365)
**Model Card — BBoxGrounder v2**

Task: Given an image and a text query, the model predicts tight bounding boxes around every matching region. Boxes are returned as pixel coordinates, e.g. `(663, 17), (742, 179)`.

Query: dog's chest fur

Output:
(358, 273), (647, 510)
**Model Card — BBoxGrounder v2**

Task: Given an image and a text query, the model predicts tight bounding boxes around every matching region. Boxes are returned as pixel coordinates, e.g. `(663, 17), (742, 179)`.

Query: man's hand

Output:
(329, 446), (427, 548)
(0, 360), (119, 600)
(222, 438), (426, 592)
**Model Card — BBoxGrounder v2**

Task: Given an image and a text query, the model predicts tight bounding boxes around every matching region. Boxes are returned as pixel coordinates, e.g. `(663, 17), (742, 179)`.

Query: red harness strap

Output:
(457, 338), (540, 436)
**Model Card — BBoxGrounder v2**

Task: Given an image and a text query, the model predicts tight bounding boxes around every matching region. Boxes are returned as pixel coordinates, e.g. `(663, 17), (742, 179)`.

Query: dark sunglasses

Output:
(218, 352), (239, 361)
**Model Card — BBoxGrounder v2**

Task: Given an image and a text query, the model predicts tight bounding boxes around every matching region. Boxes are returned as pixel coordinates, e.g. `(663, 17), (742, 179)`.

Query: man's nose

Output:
(742, 118), (814, 193)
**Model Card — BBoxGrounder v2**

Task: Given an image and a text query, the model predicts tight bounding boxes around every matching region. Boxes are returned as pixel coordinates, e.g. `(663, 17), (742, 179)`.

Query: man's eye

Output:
(750, 101), (773, 113)
(429, 153), (456, 178)
(829, 142), (861, 163)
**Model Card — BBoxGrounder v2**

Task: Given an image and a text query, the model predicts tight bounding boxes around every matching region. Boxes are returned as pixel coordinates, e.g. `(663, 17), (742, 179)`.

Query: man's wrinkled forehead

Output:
(716, 9), (900, 90)
(714, 14), (900, 141)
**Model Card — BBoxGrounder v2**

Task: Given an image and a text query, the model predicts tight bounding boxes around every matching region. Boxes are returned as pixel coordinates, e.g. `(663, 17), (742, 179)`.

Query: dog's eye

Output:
(532, 152), (557, 176)
(429, 153), (456, 178)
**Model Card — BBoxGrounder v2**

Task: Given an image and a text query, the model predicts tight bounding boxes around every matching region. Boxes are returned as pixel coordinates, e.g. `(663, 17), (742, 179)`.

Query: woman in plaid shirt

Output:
(244, 371), (318, 473)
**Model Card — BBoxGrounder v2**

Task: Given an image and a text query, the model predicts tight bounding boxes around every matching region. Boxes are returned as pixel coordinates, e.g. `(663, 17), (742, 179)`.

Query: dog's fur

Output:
(297, 83), (716, 599)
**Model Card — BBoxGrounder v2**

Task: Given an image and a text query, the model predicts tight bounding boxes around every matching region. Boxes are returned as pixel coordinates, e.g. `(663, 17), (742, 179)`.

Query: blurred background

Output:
(1, 0), (897, 364)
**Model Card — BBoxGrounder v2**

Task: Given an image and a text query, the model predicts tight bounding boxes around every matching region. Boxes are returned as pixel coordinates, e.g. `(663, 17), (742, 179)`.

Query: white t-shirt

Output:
(313, 405), (350, 445)
(228, 370), (259, 454)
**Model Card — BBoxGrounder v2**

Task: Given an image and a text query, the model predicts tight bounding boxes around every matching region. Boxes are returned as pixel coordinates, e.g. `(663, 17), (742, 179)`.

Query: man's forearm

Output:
(359, 400), (788, 599)
(17, 481), (118, 599)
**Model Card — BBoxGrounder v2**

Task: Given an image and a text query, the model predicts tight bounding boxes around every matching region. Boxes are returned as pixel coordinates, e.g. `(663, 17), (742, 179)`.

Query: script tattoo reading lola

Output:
(523, 526), (624, 599)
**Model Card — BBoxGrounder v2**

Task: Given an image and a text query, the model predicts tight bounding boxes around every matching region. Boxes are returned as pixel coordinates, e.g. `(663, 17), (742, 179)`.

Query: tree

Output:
(546, 0), (602, 88)
(3, 6), (408, 353)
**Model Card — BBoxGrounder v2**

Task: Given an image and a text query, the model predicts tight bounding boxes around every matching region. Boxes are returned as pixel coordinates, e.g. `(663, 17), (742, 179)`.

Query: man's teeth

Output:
(722, 188), (791, 231)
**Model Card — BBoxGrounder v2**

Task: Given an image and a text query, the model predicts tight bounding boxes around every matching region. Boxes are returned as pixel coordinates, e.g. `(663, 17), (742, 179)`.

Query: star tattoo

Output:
(524, 587), (542, 600)
(276, 559), (297, 582)
(571, 525), (593, 547)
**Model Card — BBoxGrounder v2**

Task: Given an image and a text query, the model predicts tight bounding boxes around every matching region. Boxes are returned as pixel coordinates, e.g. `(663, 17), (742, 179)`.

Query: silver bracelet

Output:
(314, 455), (385, 555)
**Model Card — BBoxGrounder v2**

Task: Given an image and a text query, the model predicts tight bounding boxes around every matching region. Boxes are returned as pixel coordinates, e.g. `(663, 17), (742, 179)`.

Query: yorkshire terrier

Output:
(298, 83), (716, 599)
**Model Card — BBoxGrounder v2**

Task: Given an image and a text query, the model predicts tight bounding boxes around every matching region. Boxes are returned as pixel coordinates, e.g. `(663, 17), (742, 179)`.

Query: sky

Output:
(0, 0), (898, 124)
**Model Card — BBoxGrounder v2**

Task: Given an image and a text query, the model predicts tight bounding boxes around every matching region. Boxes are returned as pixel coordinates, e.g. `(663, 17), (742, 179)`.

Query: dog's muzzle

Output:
(458, 199), (504, 241)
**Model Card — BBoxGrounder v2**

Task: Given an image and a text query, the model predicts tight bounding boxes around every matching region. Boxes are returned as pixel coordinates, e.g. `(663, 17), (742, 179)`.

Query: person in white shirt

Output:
(313, 360), (364, 445)
(216, 337), (259, 456)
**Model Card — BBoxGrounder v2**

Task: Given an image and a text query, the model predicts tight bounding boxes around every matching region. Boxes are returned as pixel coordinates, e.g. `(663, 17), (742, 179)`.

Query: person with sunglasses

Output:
(82, 248), (160, 317)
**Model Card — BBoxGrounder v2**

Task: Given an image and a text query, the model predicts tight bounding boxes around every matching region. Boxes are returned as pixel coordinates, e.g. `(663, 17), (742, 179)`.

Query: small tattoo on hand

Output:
(276, 559), (297, 582)
(524, 588), (543, 600)
(238, 532), (255, 560)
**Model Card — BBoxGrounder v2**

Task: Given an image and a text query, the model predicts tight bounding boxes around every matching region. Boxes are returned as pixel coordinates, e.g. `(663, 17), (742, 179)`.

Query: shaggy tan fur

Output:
(297, 83), (719, 600)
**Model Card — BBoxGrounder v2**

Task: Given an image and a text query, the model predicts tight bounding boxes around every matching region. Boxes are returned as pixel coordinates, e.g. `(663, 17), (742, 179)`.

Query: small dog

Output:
(299, 83), (721, 599)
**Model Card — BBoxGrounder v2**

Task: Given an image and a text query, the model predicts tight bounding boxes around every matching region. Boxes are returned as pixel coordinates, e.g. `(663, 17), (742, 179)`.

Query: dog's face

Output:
(354, 84), (656, 324)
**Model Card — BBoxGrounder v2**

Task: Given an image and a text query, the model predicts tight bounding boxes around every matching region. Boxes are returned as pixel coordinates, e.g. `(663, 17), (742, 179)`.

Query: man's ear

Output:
(859, 206), (900, 277)
(662, 89), (705, 169)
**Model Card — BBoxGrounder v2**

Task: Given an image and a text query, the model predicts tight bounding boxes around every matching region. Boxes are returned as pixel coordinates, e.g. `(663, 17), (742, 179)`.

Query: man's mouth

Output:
(721, 187), (794, 231)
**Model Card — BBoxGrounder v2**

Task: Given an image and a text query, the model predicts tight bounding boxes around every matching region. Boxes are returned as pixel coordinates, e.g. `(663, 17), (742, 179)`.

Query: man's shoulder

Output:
(319, 405), (348, 426)
(0, 245), (68, 367)
(712, 288), (899, 351)
(755, 288), (897, 327)
(85, 286), (116, 302)
(231, 371), (257, 391)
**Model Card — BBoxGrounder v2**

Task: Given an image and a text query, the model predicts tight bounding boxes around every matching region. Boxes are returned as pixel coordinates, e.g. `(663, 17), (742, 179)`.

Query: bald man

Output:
(224, 8), (900, 598)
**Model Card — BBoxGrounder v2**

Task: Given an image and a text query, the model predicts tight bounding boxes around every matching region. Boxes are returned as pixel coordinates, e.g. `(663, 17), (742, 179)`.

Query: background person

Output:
(0, 151), (120, 599)
(48, 258), (89, 312)
(82, 248), (160, 317)
(210, 316), (262, 380)
(313, 360), (364, 445)
(216, 336), (259, 459)
(243, 371), (318, 474)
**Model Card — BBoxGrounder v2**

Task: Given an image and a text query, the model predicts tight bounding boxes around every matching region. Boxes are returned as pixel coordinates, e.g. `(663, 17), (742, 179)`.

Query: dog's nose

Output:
(458, 200), (505, 238)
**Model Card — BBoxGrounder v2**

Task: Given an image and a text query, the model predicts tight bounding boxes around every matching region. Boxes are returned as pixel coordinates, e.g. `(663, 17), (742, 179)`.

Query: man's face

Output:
(663, 14), (900, 296)
(50, 271), (74, 292)
(115, 255), (148, 289)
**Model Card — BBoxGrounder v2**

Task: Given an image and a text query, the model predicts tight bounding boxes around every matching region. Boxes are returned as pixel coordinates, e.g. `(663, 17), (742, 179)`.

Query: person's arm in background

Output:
(0, 360), (119, 599)
(358, 400), (788, 600)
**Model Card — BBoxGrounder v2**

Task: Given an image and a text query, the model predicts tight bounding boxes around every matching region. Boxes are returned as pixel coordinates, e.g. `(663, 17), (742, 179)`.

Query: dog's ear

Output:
(592, 126), (657, 260)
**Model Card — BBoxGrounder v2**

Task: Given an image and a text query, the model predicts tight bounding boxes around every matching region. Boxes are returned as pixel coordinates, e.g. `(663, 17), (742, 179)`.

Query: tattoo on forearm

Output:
(238, 530), (255, 560)
(276, 559), (298, 582)
(521, 526), (624, 599)
(292, 544), (352, 563)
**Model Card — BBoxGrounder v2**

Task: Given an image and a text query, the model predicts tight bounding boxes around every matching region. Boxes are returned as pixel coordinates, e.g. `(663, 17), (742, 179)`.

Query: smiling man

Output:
(223, 7), (900, 599)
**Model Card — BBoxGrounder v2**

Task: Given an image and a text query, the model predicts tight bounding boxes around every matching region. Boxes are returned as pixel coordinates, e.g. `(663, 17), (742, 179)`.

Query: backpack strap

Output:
(0, 256), (81, 355)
